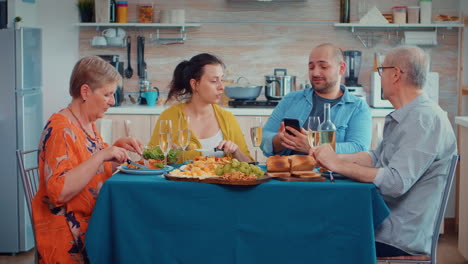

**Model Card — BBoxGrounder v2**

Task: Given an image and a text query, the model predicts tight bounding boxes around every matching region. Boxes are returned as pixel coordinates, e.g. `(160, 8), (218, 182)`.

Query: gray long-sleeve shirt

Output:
(369, 93), (457, 255)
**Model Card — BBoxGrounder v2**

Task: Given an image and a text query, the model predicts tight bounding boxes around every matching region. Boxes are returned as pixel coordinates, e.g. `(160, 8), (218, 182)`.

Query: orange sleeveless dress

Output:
(32, 113), (112, 264)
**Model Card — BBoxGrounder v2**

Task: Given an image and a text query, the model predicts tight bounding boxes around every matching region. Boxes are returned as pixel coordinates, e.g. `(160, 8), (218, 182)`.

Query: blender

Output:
(343, 50), (366, 101)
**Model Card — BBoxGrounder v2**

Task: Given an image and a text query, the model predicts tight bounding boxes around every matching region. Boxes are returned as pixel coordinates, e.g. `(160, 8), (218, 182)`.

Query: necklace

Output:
(67, 106), (104, 150)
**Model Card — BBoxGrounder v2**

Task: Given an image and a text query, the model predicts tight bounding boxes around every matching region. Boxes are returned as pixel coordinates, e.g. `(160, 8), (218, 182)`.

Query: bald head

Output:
(385, 45), (429, 88)
(311, 43), (344, 63)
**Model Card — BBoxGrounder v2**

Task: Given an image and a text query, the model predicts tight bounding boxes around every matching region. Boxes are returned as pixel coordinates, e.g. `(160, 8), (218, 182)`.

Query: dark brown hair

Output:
(166, 53), (225, 103)
(69, 56), (122, 99)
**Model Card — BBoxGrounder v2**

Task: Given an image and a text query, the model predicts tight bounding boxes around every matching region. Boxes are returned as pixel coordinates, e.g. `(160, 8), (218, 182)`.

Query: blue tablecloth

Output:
(86, 173), (389, 264)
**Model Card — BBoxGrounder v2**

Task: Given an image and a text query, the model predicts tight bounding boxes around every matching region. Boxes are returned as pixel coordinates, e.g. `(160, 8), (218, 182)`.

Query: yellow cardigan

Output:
(148, 103), (253, 163)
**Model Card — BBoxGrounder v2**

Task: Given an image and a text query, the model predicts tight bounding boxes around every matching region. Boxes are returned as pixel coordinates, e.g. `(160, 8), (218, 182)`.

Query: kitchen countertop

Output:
(455, 116), (468, 128)
(106, 104), (394, 117)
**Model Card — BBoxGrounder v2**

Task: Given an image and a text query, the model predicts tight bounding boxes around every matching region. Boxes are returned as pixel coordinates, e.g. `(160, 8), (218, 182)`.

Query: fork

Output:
(329, 171), (335, 183)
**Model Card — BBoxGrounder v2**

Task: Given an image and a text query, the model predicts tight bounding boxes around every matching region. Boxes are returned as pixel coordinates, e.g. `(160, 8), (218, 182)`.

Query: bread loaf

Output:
(289, 155), (316, 172)
(266, 155), (290, 172)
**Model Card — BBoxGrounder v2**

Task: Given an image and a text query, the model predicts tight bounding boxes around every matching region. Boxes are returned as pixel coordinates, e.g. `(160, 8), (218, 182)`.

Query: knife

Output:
(195, 147), (224, 152)
(127, 159), (149, 169)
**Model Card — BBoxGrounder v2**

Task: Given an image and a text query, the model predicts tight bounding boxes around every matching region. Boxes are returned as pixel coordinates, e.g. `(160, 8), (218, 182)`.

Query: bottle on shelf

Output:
(420, 0), (432, 24)
(110, 0), (116, 23)
(319, 103), (337, 150)
(340, 0), (350, 23)
(116, 1), (128, 23)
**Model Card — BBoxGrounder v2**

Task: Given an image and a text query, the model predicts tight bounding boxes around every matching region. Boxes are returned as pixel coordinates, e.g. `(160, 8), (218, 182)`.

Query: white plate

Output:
(118, 165), (174, 175)
(179, 165), (187, 171)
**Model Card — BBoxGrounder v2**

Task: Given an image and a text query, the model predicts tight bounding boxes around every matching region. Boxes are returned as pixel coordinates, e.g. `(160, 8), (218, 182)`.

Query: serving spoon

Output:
(124, 36), (133, 78)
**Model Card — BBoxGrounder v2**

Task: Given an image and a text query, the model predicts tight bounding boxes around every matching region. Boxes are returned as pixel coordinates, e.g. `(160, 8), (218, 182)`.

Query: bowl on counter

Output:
(225, 86), (262, 100)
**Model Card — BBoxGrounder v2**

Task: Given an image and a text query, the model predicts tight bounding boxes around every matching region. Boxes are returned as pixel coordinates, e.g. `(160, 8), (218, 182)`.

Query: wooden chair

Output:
(377, 155), (459, 264)
(16, 149), (40, 263)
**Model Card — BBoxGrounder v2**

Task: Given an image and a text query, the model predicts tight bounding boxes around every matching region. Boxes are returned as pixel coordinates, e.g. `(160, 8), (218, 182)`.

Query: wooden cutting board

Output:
(274, 176), (327, 182)
(165, 175), (271, 186)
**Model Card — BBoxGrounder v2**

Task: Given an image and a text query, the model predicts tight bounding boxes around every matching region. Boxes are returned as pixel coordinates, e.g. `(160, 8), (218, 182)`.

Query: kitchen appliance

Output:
(225, 86), (262, 100)
(0, 28), (42, 253)
(344, 50), (362, 87)
(228, 99), (279, 108)
(97, 54), (124, 106)
(343, 50), (366, 101)
(369, 71), (440, 108)
(264, 68), (297, 100)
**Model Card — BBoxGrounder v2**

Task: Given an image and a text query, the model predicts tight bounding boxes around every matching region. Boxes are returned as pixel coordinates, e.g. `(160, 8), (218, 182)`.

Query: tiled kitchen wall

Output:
(79, 0), (461, 121)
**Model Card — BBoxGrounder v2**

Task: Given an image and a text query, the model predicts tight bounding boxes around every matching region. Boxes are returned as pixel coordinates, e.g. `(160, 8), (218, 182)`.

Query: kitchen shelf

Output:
(77, 22), (201, 45)
(334, 22), (463, 48)
(334, 23), (463, 32)
(77, 22), (201, 30)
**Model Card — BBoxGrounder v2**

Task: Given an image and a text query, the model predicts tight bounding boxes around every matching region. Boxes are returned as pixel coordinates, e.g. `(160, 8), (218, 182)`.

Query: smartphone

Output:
(283, 118), (301, 135)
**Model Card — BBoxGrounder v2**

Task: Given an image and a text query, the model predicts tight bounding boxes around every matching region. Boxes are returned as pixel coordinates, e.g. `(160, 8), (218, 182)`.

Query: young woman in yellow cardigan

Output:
(148, 53), (253, 163)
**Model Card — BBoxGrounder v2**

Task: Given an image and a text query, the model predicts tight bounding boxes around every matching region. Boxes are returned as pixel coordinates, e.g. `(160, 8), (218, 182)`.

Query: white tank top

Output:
(198, 130), (224, 157)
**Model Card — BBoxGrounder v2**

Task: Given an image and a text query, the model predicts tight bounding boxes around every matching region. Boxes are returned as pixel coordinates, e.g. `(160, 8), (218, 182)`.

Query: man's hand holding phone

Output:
(280, 118), (310, 153)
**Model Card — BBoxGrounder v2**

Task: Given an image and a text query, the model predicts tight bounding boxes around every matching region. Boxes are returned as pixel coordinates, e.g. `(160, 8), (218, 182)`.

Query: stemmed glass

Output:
(249, 117), (263, 164)
(159, 120), (172, 167)
(306, 116), (321, 149)
(178, 116), (191, 164)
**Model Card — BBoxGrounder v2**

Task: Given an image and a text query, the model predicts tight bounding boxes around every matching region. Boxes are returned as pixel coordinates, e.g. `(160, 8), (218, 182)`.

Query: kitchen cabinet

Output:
(98, 114), (154, 145)
(98, 113), (269, 163)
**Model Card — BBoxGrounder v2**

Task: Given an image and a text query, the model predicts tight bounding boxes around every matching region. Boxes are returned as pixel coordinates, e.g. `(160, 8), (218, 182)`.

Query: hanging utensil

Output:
(137, 36), (146, 78)
(124, 36), (133, 78)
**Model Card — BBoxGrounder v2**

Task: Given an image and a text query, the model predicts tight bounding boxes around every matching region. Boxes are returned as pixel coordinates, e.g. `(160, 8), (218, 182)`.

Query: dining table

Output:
(85, 171), (389, 264)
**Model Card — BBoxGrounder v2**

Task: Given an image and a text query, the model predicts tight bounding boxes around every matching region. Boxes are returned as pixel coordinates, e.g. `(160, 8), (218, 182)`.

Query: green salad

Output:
(142, 146), (179, 164)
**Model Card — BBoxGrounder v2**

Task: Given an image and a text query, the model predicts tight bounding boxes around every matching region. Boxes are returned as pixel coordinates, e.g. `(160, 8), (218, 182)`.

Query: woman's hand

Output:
(217, 140), (252, 162)
(281, 127), (310, 153)
(218, 140), (239, 155)
(98, 146), (129, 164)
(113, 137), (143, 155)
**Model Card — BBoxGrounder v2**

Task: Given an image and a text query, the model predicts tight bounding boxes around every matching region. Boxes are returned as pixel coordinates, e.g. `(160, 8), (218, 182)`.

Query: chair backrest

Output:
(16, 149), (40, 220)
(377, 155), (459, 264)
(430, 155), (459, 263)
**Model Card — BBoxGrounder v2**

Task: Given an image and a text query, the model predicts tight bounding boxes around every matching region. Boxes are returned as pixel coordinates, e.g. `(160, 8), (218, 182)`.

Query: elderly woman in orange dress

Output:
(32, 56), (143, 264)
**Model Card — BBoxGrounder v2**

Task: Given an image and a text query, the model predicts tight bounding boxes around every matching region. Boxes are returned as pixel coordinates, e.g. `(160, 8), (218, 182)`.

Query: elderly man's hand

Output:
(312, 144), (342, 172)
(281, 127), (310, 153)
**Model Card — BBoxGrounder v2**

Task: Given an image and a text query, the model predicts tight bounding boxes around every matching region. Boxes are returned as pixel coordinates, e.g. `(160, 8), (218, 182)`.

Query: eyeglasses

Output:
(377, 66), (404, 77)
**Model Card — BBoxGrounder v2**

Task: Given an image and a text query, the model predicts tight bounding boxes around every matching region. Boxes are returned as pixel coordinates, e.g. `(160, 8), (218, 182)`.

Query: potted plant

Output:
(77, 0), (94, 23)
(14, 16), (22, 30)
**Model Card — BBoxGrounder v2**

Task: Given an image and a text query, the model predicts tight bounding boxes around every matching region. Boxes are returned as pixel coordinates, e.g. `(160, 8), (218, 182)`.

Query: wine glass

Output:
(307, 116), (321, 149)
(178, 116), (191, 164)
(249, 117), (263, 164)
(159, 120), (172, 167)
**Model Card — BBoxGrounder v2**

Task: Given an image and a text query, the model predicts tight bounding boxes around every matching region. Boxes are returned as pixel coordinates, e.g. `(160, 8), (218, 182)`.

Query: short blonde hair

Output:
(69, 56), (122, 98)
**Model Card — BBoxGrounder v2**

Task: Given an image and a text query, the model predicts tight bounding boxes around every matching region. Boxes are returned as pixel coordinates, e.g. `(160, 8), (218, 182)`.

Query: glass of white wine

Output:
(178, 116), (191, 164)
(307, 116), (321, 149)
(249, 117), (263, 163)
(159, 120), (172, 167)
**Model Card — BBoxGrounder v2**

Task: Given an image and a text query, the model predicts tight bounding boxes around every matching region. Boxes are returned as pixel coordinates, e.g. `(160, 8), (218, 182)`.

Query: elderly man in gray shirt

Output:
(312, 45), (457, 257)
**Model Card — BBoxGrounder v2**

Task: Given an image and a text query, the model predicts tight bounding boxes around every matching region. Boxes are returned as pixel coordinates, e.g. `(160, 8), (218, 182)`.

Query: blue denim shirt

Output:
(261, 86), (372, 155)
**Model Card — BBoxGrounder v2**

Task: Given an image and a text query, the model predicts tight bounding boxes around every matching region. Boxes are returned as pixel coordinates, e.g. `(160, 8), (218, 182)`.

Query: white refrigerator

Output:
(0, 27), (43, 253)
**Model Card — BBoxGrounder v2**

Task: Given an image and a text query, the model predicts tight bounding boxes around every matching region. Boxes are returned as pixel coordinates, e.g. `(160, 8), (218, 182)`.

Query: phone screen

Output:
(283, 118), (300, 135)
